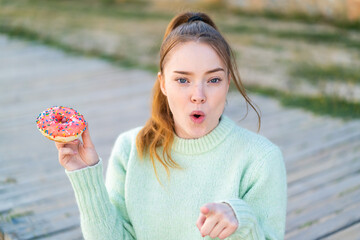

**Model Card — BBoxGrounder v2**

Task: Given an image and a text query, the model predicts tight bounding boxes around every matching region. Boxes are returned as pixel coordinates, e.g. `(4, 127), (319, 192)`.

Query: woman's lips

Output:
(190, 111), (205, 124)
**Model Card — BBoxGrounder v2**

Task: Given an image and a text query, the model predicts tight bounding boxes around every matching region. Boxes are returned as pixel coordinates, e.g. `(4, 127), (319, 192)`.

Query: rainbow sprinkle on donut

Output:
(36, 106), (87, 143)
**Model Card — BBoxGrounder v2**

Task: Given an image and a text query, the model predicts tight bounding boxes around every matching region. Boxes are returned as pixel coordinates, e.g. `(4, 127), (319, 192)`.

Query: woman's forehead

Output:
(163, 41), (226, 74)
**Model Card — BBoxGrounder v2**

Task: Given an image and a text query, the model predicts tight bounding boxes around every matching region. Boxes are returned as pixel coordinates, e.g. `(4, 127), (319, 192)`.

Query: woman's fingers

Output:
(217, 226), (236, 240)
(58, 147), (77, 156)
(57, 144), (88, 171)
(208, 221), (227, 239)
(56, 141), (80, 165)
(200, 213), (218, 237)
(53, 123), (98, 171)
(54, 141), (66, 150)
(197, 202), (239, 239)
(196, 212), (206, 231)
(55, 139), (80, 149)
(60, 154), (88, 171)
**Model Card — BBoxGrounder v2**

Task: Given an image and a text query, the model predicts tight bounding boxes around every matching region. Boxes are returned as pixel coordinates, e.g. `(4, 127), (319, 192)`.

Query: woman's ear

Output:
(158, 72), (167, 96)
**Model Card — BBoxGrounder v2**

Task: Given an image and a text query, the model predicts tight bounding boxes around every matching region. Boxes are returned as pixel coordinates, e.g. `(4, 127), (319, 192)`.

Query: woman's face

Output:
(159, 41), (230, 139)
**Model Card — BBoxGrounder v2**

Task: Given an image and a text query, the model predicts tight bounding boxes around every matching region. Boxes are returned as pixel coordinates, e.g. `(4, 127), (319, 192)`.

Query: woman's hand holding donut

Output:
(55, 123), (99, 171)
(196, 202), (239, 239)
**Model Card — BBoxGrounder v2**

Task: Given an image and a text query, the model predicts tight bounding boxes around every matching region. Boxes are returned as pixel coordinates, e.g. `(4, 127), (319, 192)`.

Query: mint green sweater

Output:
(65, 114), (287, 240)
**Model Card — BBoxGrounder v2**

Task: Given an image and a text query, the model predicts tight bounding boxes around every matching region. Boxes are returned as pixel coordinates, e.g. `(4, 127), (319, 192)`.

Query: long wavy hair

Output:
(136, 11), (261, 186)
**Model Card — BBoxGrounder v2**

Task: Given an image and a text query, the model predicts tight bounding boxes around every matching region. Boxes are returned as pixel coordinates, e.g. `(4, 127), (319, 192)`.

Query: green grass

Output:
(289, 62), (360, 84)
(0, 0), (172, 21)
(0, 210), (34, 223)
(338, 184), (360, 197)
(294, 208), (303, 214)
(2, 0), (359, 51)
(228, 7), (360, 31)
(242, 85), (360, 121)
(3, 177), (17, 184)
(5, 0), (360, 33)
(0, 24), (158, 73)
(221, 23), (360, 51)
(299, 219), (319, 229)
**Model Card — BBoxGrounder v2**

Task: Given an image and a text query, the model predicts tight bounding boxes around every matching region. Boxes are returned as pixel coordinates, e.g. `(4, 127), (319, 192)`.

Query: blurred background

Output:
(1, 0), (360, 239)
(1, 0), (360, 118)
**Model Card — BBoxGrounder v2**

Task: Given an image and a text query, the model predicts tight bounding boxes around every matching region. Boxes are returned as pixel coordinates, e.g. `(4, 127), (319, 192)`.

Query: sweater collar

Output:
(171, 114), (236, 155)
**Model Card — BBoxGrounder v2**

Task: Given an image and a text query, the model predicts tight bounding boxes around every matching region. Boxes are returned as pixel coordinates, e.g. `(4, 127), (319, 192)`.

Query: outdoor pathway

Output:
(0, 34), (359, 240)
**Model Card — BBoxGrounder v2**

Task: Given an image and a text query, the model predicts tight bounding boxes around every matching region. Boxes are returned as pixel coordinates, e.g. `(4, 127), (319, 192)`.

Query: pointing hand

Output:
(196, 202), (238, 239)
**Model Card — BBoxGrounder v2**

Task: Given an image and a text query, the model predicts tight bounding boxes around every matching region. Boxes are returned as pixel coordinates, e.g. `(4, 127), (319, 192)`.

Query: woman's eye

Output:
(209, 78), (221, 83)
(177, 78), (188, 84)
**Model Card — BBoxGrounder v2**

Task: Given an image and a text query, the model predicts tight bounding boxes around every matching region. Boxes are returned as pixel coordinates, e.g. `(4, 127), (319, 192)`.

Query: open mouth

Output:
(190, 111), (205, 123)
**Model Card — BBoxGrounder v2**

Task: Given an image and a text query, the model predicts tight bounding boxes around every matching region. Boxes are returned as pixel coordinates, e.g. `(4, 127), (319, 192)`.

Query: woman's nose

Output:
(191, 84), (206, 103)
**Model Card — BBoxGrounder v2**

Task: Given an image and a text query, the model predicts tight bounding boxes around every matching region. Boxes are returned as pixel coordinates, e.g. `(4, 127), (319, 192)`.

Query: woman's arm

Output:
(218, 146), (287, 240)
(65, 133), (137, 240)
(65, 158), (136, 240)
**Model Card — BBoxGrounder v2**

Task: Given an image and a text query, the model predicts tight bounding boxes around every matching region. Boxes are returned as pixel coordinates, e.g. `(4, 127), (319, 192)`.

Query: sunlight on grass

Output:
(289, 62), (360, 84)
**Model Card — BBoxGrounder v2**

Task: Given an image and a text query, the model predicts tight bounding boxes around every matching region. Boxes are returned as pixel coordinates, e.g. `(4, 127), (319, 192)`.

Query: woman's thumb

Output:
(81, 122), (94, 147)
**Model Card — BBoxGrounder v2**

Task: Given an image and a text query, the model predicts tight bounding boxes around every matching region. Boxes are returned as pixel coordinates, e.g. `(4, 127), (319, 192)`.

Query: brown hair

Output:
(136, 11), (261, 186)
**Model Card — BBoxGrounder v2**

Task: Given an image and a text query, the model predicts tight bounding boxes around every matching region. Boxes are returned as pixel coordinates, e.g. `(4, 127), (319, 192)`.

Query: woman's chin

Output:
(175, 127), (206, 139)
(175, 118), (214, 139)
(187, 127), (210, 139)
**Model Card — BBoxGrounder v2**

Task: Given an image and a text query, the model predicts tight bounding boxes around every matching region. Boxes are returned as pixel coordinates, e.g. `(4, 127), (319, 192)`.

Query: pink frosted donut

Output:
(36, 106), (87, 143)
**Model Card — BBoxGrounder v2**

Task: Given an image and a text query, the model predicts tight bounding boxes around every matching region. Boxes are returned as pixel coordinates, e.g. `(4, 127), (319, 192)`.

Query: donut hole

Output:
(55, 115), (68, 123)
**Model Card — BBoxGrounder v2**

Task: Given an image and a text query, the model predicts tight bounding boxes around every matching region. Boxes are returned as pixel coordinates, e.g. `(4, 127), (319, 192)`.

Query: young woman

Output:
(56, 11), (287, 240)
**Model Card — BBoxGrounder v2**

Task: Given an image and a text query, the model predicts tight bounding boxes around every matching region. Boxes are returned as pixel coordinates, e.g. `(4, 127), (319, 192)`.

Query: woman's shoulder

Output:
(113, 125), (144, 149)
(227, 117), (281, 157)
(227, 120), (284, 175)
(119, 125), (143, 138)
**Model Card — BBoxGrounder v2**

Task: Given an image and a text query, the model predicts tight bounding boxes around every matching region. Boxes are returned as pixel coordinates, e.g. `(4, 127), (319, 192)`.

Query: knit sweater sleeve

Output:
(218, 146), (287, 240)
(64, 134), (136, 240)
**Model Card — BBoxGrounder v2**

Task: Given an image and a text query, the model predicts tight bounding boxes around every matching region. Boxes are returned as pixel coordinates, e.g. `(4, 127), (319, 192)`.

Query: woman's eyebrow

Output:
(173, 67), (225, 75)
